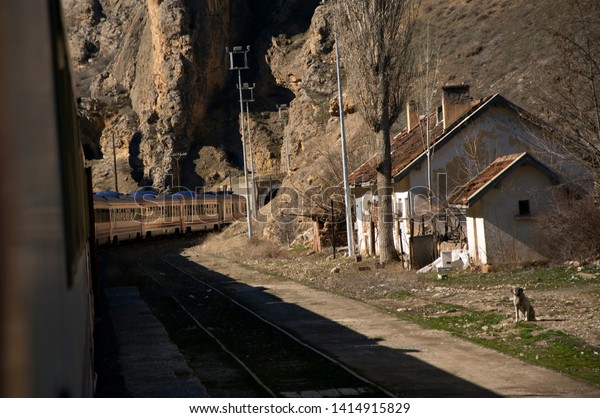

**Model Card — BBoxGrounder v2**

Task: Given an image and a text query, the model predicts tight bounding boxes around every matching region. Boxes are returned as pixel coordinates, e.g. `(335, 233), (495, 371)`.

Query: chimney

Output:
(441, 84), (471, 129)
(406, 100), (419, 132)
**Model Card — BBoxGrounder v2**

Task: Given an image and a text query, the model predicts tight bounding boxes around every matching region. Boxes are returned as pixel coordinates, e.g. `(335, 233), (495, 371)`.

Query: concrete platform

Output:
(104, 287), (208, 397)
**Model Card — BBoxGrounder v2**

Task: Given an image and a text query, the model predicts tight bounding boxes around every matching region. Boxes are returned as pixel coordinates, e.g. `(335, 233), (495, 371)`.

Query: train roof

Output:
(92, 190), (242, 206)
(94, 190), (120, 198)
(93, 194), (138, 205)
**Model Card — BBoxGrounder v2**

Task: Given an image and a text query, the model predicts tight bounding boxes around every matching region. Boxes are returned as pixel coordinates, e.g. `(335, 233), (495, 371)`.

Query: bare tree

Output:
(333, 0), (419, 263)
(543, 0), (600, 196)
(454, 125), (499, 183)
(414, 22), (441, 200)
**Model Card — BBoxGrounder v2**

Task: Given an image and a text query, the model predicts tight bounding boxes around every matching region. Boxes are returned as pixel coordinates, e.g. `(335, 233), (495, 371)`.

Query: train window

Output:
(209, 204), (217, 215)
(95, 209), (110, 223)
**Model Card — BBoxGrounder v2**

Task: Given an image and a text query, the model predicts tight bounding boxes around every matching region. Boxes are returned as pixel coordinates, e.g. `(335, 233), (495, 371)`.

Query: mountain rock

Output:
(64, 0), (576, 196)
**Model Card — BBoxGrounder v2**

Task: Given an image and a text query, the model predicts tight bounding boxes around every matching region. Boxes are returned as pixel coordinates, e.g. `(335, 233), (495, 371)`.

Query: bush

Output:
(535, 198), (600, 263)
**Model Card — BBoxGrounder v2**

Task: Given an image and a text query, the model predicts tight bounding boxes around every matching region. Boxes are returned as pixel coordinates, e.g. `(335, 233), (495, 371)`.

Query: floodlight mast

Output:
(320, 0), (355, 256)
(226, 45), (253, 239)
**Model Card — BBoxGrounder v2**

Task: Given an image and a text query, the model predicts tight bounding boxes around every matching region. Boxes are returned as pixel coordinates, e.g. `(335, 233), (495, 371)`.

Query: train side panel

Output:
(0, 0), (94, 397)
(93, 197), (111, 245)
(107, 197), (143, 243)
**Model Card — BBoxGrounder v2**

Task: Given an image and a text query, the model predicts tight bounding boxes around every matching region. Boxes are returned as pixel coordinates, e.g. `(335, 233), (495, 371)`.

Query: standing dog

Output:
(511, 286), (536, 322)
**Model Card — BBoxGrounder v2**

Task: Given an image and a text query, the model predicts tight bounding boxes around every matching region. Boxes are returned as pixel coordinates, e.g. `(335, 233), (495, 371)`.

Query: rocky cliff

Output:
(64, 0), (574, 194)
(65, 0), (318, 192)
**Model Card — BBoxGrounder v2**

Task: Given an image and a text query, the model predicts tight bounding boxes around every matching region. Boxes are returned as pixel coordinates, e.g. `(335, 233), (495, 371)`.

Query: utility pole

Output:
(172, 152), (186, 189)
(111, 132), (119, 194)
(276, 103), (290, 172)
(241, 82), (257, 219)
(226, 45), (253, 239)
(320, 0), (355, 256)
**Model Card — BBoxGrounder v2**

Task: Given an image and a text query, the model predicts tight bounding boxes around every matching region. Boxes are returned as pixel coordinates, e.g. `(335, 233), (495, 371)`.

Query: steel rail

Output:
(137, 262), (277, 397)
(161, 258), (396, 398)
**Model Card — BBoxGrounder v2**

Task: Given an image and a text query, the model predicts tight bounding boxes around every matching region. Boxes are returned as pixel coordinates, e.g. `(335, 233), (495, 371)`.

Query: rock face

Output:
(64, 0), (575, 195)
(65, 0), (236, 191)
(64, 0), (324, 192)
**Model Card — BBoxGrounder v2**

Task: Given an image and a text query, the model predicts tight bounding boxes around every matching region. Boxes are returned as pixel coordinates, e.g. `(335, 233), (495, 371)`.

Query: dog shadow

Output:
(534, 317), (567, 322)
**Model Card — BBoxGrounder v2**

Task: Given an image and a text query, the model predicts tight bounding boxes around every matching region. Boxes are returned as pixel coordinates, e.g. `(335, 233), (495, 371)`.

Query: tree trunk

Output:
(375, 81), (399, 263)
(375, 138), (399, 263)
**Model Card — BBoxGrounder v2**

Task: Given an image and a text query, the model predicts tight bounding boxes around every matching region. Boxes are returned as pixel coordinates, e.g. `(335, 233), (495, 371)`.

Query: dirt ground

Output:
(191, 226), (600, 356)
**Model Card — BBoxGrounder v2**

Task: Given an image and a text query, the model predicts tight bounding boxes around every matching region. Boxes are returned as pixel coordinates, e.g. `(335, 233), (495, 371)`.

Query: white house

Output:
(348, 85), (579, 267)
(448, 152), (571, 266)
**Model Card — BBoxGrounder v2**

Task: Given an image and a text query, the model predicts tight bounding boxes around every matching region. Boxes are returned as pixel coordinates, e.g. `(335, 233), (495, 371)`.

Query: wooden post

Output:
(331, 199), (336, 259)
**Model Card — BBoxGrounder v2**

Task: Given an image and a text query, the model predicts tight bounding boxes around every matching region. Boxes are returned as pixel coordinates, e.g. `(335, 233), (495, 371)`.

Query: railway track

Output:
(132, 254), (393, 398)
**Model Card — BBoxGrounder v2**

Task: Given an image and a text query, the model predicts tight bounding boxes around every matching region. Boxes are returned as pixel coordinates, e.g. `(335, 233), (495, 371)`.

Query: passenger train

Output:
(0, 0), (94, 396)
(93, 190), (247, 245)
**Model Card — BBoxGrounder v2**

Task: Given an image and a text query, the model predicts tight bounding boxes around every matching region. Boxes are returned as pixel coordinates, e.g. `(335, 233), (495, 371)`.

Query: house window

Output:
(518, 200), (531, 216)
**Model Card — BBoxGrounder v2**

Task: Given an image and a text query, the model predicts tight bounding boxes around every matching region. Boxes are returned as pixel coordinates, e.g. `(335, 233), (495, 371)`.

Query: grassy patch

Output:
(394, 303), (600, 385)
(387, 290), (414, 301)
(421, 266), (600, 290)
(395, 303), (504, 338)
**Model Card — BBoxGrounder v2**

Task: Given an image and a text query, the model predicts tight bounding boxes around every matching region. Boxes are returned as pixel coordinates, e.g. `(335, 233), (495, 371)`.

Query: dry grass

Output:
(199, 220), (291, 261)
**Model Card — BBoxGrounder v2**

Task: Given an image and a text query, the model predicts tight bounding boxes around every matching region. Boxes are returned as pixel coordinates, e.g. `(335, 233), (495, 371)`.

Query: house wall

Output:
(353, 187), (375, 255)
(394, 191), (410, 258)
(467, 164), (563, 265)
(466, 202), (486, 264)
(409, 104), (539, 203)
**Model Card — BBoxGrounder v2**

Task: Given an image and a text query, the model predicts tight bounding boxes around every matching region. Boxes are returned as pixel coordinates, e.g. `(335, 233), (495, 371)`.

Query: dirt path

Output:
(183, 251), (600, 397)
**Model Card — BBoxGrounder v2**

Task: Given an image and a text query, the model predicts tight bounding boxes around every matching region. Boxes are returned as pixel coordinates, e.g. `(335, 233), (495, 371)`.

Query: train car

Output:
(0, 0), (94, 396)
(92, 190), (249, 244)
(94, 194), (143, 244)
(218, 191), (248, 223)
(231, 193), (249, 221)
(93, 194), (112, 245)
(141, 194), (186, 238)
(177, 192), (220, 233)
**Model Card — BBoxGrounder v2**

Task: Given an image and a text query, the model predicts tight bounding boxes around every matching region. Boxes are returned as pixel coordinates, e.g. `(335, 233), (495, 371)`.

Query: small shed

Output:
(449, 152), (569, 266)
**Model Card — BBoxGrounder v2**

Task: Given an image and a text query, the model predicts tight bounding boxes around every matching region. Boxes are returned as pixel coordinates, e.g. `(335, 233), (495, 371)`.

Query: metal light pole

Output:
(321, 0), (354, 256)
(241, 82), (257, 219)
(111, 132), (119, 194)
(172, 152), (186, 189)
(226, 45), (253, 239)
(276, 103), (290, 172)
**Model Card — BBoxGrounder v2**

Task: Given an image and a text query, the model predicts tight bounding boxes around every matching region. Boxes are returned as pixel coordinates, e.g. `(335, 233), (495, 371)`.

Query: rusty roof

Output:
(448, 152), (564, 207)
(448, 153), (527, 206)
(348, 96), (492, 186)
